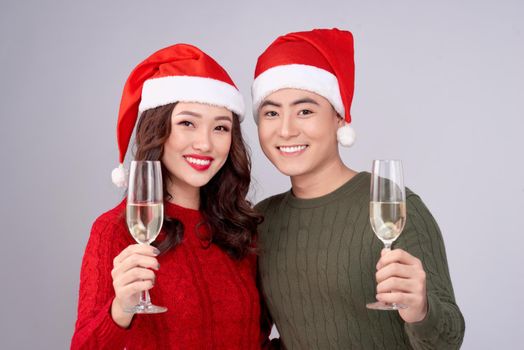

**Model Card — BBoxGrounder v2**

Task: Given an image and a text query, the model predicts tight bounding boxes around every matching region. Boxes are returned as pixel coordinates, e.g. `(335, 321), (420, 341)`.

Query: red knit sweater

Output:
(71, 200), (266, 349)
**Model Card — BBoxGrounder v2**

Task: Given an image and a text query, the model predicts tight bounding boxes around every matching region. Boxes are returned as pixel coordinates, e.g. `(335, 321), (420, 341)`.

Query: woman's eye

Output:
(298, 109), (313, 116)
(215, 125), (230, 132)
(178, 121), (193, 127)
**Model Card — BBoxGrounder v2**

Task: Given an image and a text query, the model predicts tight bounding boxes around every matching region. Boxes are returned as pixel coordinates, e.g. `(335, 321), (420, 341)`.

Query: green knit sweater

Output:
(256, 172), (464, 349)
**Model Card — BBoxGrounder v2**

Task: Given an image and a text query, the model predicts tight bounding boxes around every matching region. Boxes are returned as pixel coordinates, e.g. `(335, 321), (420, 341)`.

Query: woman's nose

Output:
(193, 129), (212, 152)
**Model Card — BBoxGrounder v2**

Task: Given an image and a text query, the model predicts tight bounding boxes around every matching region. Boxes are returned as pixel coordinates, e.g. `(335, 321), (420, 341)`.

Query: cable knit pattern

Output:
(71, 199), (264, 349)
(256, 172), (465, 349)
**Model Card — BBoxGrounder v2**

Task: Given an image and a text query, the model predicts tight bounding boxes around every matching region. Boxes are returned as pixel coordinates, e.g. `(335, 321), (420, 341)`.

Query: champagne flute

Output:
(366, 159), (407, 310)
(126, 160), (167, 314)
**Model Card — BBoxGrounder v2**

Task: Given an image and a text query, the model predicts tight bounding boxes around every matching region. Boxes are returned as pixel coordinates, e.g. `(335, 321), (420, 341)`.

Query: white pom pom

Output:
(337, 124), (356, 147)
(111, 164), (128, 188)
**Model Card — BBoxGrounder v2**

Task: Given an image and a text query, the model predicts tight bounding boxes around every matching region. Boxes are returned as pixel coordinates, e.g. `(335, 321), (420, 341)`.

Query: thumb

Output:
(381, 247), (391, 256)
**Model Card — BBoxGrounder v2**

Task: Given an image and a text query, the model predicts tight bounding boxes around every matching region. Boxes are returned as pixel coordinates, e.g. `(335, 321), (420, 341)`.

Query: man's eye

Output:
(264, 111), (278, 117)
(298, 109), (313, 116)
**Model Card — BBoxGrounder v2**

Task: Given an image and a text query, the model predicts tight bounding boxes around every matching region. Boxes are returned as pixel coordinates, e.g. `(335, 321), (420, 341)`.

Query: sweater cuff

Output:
(404, 292), (442, 340)
(95, 299), (132, 345)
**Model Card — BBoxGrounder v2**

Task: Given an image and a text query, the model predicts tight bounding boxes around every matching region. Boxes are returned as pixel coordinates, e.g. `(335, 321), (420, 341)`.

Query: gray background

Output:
(1, 0), (522, 348)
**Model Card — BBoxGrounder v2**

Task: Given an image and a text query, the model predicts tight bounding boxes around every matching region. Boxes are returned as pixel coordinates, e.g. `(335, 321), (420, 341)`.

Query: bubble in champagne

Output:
(378, 222), (398, 240)
(131, 222), (147, 243)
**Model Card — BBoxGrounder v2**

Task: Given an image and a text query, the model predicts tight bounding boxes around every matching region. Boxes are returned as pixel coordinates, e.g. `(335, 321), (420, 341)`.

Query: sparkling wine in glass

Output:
(366, 159), (407, 310)
(125, 160), (167, 314)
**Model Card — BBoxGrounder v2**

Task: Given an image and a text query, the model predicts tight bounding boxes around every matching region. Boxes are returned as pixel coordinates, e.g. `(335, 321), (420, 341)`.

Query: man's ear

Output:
(336, 112), (345, 127)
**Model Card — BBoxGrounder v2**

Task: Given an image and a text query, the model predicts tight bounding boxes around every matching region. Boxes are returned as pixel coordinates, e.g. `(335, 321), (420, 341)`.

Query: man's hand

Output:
(375, 248), (428, 323)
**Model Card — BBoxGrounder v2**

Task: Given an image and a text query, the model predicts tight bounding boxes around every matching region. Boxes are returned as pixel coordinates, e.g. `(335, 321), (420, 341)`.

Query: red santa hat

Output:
(111, 44), (245, 187)
(251, 28), (356, 147)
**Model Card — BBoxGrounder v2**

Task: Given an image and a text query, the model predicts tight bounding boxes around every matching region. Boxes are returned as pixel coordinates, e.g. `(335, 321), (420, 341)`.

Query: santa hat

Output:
(111, 44), (245, 187)
(251, 28), (356, 147)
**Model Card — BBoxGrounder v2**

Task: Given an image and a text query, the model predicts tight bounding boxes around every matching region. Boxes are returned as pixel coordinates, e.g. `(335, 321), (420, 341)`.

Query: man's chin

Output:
(273, 164), (307, 177)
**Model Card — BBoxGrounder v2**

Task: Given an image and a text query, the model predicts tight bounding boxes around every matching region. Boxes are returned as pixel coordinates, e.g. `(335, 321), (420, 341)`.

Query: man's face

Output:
(257, 88), (344, 178)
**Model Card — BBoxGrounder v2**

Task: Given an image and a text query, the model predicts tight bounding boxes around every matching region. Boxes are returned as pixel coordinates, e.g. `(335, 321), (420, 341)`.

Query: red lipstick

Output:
(184, 154), (214, 171)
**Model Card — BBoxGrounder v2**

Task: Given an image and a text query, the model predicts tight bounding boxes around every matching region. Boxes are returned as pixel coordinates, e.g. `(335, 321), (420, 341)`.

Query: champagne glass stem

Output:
(141, 290), (151, 306)
(381, 244), (403, 309)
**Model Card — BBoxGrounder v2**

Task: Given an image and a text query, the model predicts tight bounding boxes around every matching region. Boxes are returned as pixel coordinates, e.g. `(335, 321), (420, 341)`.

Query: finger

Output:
(120, 253), (159, 273)
(113, 244), (160, 266)
(376, 276), (416, 294)
(376, 291), (426, 309)
(112, 254), (159, 278)
(377, 249), (422, 270)
(376, 291), (413, 306)
(376, 263), (417, 283)
(113, 267), (156, 289)
(116, 280), (155, 299)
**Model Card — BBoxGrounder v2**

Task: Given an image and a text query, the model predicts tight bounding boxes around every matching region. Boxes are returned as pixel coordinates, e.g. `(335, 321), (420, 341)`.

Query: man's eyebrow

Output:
(259, 97), (320, 109)
(291, 98), (320, 106)
(259, 100), (282, 109)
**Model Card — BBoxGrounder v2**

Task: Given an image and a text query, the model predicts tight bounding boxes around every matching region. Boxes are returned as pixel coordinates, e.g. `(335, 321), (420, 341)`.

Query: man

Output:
(252, 28), (465, 349)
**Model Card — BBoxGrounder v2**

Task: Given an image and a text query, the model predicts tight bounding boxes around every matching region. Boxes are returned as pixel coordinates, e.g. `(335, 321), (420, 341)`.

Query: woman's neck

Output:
(166, 181), (200, 210)
(290, 158), (357, 199)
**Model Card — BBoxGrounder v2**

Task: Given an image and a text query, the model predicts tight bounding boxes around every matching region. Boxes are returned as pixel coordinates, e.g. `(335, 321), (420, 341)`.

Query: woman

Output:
(71, 44), (267, 349)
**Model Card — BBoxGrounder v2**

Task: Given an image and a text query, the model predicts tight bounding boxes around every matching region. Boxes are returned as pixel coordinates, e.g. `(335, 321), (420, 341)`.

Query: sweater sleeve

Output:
(258, 265), (282, 350)
(256, 198), (283, 350)
(398, 193), (465, 349)
(71, 216), (137, 349)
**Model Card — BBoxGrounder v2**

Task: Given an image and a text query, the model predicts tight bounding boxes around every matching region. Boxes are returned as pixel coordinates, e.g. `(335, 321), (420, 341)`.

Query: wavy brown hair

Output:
(133, 103), (262, 260)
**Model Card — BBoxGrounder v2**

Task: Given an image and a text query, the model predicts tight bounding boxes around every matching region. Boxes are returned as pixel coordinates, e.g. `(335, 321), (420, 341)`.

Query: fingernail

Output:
(157, 263), (160, 270)
(153, 248), (160, 255)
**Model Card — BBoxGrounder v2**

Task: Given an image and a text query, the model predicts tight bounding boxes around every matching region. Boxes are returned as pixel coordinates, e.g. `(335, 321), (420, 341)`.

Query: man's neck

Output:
(290, 159), (357, 199)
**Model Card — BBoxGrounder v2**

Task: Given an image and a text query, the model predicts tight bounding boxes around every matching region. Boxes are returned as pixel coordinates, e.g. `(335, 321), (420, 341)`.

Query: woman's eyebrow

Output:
(175, 110), (201, 117)
(214, 116), (232, 122)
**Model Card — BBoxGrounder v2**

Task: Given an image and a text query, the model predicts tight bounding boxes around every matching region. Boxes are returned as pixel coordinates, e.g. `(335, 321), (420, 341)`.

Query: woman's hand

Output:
(375, 248), (428, 323)
(110, 244), (160, 328)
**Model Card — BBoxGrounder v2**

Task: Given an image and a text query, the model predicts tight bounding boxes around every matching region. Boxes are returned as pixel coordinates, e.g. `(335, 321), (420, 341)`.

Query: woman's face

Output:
(162, 102), (233, 194)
